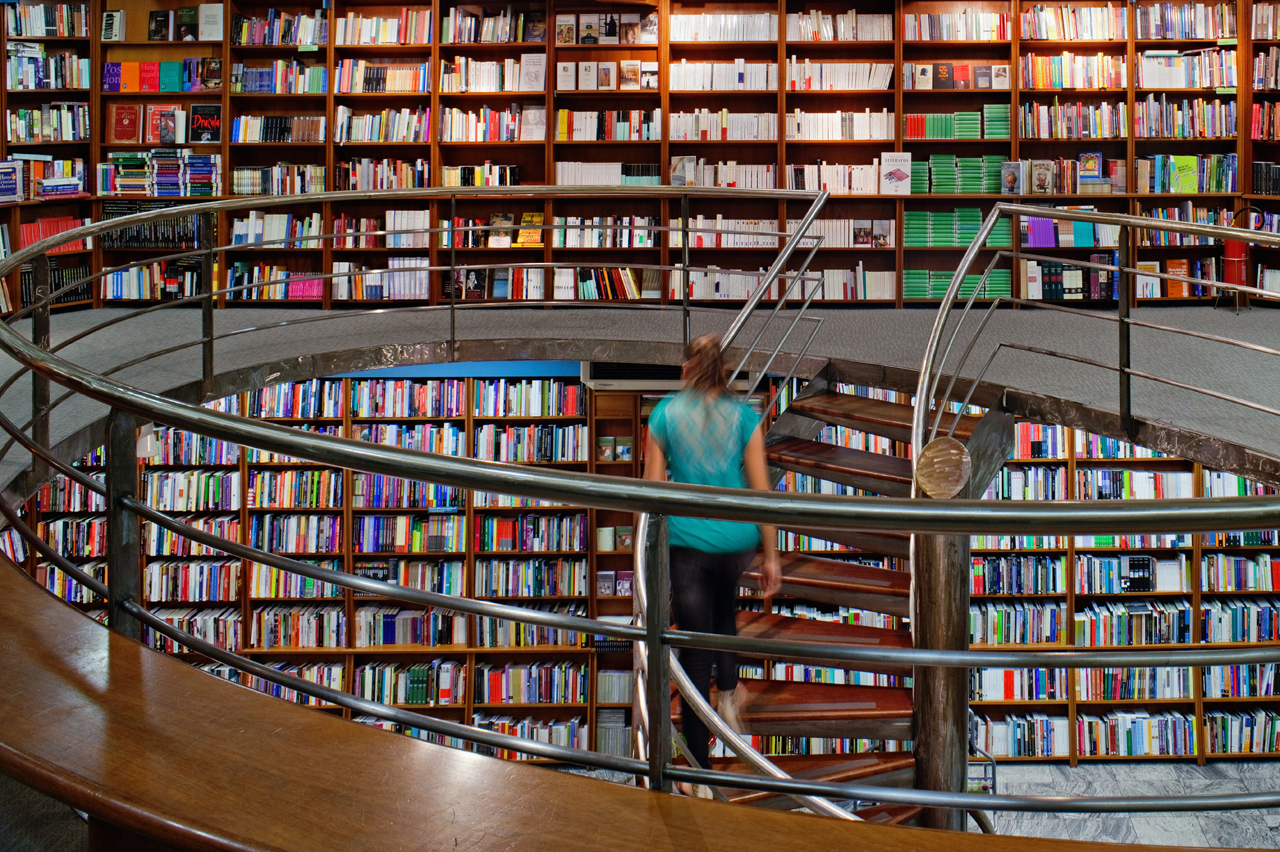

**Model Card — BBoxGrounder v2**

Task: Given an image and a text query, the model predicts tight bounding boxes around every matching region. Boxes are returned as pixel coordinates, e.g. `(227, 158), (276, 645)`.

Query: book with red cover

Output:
(107, 103), (142, 143)
(139, 62), (160, 92)
(952, 63), (971, 90)
(145, 103), (182, 143)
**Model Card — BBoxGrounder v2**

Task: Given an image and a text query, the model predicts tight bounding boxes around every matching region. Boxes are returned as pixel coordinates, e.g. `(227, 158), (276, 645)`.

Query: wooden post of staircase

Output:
(912, 532), (970, 831)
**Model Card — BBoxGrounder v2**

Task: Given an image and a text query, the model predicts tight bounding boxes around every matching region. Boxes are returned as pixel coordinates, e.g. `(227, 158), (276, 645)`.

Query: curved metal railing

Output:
(3, 190), (1280, 821)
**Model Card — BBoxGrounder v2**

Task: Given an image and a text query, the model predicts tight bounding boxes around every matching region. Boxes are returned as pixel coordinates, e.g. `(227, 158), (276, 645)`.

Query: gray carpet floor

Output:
(0, 773), (85, 852)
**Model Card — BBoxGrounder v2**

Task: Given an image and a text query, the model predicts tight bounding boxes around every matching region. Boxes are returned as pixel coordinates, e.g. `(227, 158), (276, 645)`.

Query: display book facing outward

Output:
(0, 0), (1272, 313)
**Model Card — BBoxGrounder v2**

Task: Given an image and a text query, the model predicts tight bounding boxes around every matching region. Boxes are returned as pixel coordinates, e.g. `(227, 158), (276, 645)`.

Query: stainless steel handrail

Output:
(911, 201), (1280, 462)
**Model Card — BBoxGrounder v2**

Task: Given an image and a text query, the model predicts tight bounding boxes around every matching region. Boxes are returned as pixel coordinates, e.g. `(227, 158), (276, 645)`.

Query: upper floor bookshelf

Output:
(0, 0), (1271, 311)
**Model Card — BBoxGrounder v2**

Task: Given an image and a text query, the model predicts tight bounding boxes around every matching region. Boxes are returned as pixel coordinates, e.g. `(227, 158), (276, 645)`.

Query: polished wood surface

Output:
(674, 679), (916, 740)
(768, 437), (914, 497)
(788, 392), (982, 444)
(735, 610), (912, 678)
(855, 804), (926, 825)
(778, 526), (912, 560)
(739, 552), (911, 617)
(0, 561), (1243, 852)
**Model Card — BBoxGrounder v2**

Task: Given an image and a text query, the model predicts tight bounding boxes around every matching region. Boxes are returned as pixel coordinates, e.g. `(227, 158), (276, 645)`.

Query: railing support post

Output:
(680, 195), (690, 347)
(106, 408), (142, 641)
(912, 532), (971, 831)
(30, 253), (51, 485)
(644, 514), (672, 792)
(200, 211), (216, 402)
(1117, 233), (1135, 441)
(448, 193), (457, 362)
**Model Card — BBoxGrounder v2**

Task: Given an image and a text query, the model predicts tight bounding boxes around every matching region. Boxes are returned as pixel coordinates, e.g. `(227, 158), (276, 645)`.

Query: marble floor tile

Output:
(1236, 770), (1280, 828)
(1196, 812), (1277, 849)
(1108, 761), (1197, 785)
(1131, 816), (1211, 848)
(998, 815), (1140, 844)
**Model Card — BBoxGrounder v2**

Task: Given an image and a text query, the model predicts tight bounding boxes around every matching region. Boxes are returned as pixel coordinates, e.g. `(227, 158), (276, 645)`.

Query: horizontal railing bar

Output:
(122, 497), (646, 641)
(0, 404), (103, 494)
(663, 766), (1280, 814)
(119, 599), (648, 772)
(991, 203), (1280, 251)
(662, 627), (1280, 667)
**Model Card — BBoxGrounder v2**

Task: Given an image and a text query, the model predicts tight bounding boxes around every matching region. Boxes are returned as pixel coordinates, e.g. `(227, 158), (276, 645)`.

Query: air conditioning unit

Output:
(580, 361), (751, 392)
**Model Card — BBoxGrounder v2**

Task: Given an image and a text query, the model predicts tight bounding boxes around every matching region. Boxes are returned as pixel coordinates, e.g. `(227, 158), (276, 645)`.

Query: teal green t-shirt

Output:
(648, 390), (761, 553)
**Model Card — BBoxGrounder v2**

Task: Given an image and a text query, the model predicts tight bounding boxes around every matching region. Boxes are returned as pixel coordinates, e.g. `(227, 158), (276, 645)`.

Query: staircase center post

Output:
(912, 532), (971, 831)
(644, 514), (673, 792)
(106, 408), (143, 641)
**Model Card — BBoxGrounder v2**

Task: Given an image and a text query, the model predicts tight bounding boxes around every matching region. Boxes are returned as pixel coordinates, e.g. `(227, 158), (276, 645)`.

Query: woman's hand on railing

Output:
(761, 550), (782, 596)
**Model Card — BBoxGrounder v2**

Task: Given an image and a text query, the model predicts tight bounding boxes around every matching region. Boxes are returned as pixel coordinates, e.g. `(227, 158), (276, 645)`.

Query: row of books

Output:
(970, 667), (1068, 701)
(352, 378), (465, 419)
(5, 2), (87, 38)
(1019, 98), (1127, 140)
(709, 736), (910, 758)
(245, 469), (344, 509)
(354, 660), (465, 707)
(784, 59), (892, 91)
(336, 157), (428, 191)
(786, 218), (894, 249)
(1073, 601), (1192, 646)
(667, 60), (777, 92)
(1251, 101), (1280, 140)
(474, 557), (589, 597)
(98, 150), (222, 198)
(1134, 2), (1236, 38)
(1135, 94), (1236, 138)
(102, 58), (221, 93)
(229, 60), (324, 95)
(549, 216), (651, 249)
(354, 559), (463, 596)
(137, 5), (221, 42)
(230, 211), (323, 248)
(353, 514), (463, 554)
(472, 423), (590, 463)
(972, 555), (1064, 593)
(248, 513), (343, 553)
(1078, 711), (1197, 756)
(440, 104), (528, 143)
(6, 101), (87, 144)
(674, 159), (775, 190)
(229, 115), (325, 143)
(1077, 469), (1195, 499)
(1204, 470), (1275, 496)
(668, 12), (776, 42)
(357, 606), (466, 647)
(334, 105), (429, 144)
(36, 562), (102, 604)
(439, 55), (538, 94)
(247, 560), (340, 599)
(1137, 205), (1233, 247)
(336, 58), (430, 94)
(1019, 52), (1127, 90)
(1075, 553), (1190, 593)
(555, 109), (658, 142)
(784, 9), (891, 42)
(1203, 598), (1280, 642)
(143, 470), (240, 512)
(255, 605), (349, 649)
(555, 59), (652, 92)
(677, 266), (781, 301)
(231, 8), (326, 46)
(231, 165), (324, 197)
(785, 108), (896, 141)
(442, 6), (538, 45)
(336, 10), (436, 47)
(1014, 422), (1070, 459)
(330, 259), (430, 300)
(1205, 711), (1280, 753)
(902, 61), (1012, 90)
(1079, 666), (1193, 700)
(475, 603), (587, 648)
(474, 715), (586, 758)
(145, 607), (241, 654)
(667, 217), (779, 249)
(145, 514), (239, 557)
(227, 264), (322, 301)
(970, 601), (1068, 645)
(35, 472), (105, 513)
(553, 10), (654, 45)
(19, 257), (91, 308)
(1020, 3), (1126, 40)
(145, 559), (238, 604)
(987, 465), (1066, 501)
(974, 714), (1069, 757)
(473, 661), (589, 704)
(1136, 48), (1237, 89)
(903, 11), (1011, 41)
(474, 513), (588, 553)
(1256, 1), (1280, 38)
(1252, 45), (1280, 90)
(6, 44), (89, 90)
(1203, 553), (1280, 592)
(1133, 153), (1237, 193)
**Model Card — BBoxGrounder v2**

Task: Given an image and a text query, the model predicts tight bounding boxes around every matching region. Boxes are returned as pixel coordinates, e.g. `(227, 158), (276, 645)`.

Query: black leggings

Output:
(669, 545), (755, 771)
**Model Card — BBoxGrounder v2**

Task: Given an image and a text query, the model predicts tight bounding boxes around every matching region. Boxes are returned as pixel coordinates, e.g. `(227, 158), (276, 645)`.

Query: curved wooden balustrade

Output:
(0, 559), (1228, 852)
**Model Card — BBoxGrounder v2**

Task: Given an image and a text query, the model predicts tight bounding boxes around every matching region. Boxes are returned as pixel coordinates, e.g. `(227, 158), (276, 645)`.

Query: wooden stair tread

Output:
(735, 611), (912, 677)
(854, 804), (924, 825)
(740, 552), (910, 617)
(707, 753), (915, 806)
(789, 392), (981, 444)
(767, 437), (912, 498)
(780, 527), (912, 561)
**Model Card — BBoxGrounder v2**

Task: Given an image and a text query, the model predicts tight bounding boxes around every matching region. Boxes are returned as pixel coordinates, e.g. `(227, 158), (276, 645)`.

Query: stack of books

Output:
(983, 103), (1011, 139)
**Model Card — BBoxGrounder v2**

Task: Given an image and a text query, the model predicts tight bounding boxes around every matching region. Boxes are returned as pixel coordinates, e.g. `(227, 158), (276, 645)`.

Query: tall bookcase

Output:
(0, 0), (1270, 311)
